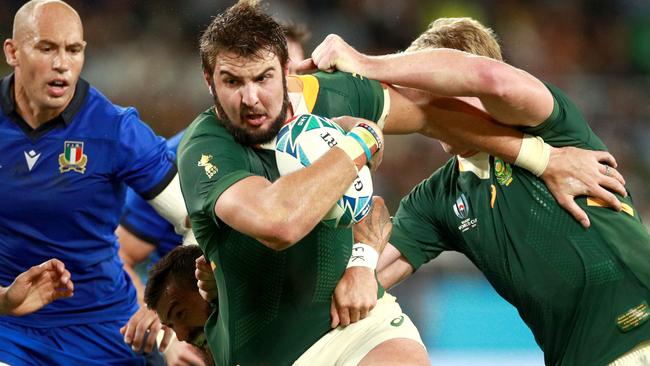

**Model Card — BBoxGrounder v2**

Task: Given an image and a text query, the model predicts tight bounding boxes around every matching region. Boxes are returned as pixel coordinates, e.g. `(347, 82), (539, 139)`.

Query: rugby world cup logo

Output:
(453, 194), (469, 219)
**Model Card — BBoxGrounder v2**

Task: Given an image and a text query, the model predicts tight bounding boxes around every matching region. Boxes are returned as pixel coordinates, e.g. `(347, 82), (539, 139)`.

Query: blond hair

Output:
(407, 17), (503, 61)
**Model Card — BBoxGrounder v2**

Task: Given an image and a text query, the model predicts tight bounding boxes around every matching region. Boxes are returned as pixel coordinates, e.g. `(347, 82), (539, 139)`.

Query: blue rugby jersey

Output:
(0, 74), (176, 326)
(120, 131), (185, 261)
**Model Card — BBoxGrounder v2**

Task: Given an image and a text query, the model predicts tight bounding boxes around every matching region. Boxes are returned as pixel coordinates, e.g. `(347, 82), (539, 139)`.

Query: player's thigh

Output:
(358, 338), (430, 366)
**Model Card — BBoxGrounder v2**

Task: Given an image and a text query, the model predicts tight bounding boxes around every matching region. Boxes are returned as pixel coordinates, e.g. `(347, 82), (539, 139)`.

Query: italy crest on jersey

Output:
(58, 141), (88, 174)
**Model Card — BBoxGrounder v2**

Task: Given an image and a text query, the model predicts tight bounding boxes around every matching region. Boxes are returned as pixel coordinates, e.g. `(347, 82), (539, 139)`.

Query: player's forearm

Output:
(123, 263), (146, 305)
(363, 49), (489, 98)
(415, 94), (524, 163)
(244, 148), (359, 250)
(364, 49), (552, 126)
(377, 256), (414, 290)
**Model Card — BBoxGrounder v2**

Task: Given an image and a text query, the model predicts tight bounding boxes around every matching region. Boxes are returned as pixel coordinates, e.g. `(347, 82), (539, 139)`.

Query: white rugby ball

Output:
(275, 114), (373, 227)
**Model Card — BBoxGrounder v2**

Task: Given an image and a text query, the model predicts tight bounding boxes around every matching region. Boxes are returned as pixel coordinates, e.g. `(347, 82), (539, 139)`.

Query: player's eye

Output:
(68, 46), (82, 55)
(256, 73), (272, 83)
(224, 78), (239, 86)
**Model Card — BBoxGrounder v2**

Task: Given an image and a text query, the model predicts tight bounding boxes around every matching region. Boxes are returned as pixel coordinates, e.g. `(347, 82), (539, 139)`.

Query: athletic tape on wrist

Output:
(337, 123), (382, 171)
(337, 136), (365, 172)
(346, 243), (379, 270)
(514, 134), (551, 176)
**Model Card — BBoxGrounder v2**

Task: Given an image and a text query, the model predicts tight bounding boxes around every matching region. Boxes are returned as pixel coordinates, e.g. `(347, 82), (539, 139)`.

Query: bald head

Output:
(13, 0), (83, 41)
(4, 0), (86, 127)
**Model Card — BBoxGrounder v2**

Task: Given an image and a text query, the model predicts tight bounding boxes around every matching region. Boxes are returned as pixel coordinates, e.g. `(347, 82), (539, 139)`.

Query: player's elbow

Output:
(475, 60), (512, 100)
(257, 220), (305, 251)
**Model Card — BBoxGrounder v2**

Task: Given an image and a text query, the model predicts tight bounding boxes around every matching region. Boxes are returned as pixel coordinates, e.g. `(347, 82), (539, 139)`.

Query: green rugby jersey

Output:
(178, 71), (387, 365)
(391, 84), (650, 365)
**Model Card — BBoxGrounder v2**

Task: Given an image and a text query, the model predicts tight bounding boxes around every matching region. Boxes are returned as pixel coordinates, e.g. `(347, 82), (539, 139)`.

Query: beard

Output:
(212, 75), (289, 146)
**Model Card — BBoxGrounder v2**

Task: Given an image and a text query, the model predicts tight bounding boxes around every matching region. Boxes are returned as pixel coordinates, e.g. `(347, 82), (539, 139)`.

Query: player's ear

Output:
(203, 70), (214, 96)
(4, 39), (18, 67)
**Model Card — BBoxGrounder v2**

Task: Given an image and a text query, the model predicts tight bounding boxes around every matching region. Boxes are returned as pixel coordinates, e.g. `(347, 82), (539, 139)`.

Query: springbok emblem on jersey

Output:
(198, 154), (218, 178)
(59, 141), (88, 174)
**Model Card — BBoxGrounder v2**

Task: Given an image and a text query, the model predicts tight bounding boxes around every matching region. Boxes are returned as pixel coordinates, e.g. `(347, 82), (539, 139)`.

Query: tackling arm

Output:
(377, 244), (415, 290)
(305, 34), (553, 128)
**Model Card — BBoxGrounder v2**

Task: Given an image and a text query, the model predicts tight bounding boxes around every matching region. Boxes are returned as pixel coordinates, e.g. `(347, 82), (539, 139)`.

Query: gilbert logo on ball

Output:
(275, 114), (373, 227)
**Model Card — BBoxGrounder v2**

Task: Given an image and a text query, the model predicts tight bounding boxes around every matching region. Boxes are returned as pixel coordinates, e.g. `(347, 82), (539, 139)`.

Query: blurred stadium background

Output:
(2, 1), (648, 364)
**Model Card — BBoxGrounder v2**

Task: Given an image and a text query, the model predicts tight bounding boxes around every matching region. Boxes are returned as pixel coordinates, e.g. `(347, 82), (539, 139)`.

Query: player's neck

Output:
(13, 84), (69, 130)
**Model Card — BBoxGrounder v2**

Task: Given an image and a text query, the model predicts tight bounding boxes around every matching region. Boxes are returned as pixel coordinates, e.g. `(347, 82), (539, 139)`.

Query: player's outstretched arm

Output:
(215, 120), (384, 251)
(331, 197), (391, 328)
(0, 259), (74, 316)
(301, 35), (628, 228)
(299, 34), (553, 127)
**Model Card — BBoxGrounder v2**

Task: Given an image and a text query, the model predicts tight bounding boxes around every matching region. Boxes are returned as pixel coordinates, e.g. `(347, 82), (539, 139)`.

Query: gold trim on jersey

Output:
(377, 84), (390, 129)
(587, 197), (635, 217)
(457, 152), (490, 179)
(490, 184), (497, 208)
(288, 75), (320, 113)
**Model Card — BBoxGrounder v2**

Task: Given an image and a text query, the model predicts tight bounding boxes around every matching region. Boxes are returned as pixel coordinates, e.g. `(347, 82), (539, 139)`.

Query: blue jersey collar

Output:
(0, 73), (90, 138)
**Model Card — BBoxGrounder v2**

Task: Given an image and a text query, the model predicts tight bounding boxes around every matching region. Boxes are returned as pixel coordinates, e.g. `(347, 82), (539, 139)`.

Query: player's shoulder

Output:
(85, 83), (140, 122)
(182, 107), (229, 139)
(178, 107), (235, 155)
(407, 157), (457, 203)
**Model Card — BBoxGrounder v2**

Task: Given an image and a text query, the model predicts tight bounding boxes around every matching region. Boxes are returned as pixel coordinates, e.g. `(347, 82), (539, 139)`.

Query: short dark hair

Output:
(199, 1), (288, 77)
(144, 245), (204, 310)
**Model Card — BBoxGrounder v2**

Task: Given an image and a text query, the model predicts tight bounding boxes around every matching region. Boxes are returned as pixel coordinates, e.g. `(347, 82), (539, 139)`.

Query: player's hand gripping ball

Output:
(275, 114), (373, 227)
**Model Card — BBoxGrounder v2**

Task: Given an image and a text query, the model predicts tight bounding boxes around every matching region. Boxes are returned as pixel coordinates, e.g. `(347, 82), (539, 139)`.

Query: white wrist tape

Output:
(514, 134), (551, 176)
(346, 243), (379, 270)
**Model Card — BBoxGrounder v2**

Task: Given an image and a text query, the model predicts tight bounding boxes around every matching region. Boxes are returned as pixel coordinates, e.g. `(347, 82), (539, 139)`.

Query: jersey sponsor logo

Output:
(198, 154), (218, 179)
(453, 193), (478, 232)
(617, 301), (649, 332)
(58, 141), (88, 174)
(24, 150), (41, 171)
(494, 158), (513, 186)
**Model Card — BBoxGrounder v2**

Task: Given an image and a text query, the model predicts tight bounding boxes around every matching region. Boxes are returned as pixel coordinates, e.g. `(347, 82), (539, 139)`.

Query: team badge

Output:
(494, 158), (513, 186)
(58, 141), (88, 174)
(198, 154), (218, 178)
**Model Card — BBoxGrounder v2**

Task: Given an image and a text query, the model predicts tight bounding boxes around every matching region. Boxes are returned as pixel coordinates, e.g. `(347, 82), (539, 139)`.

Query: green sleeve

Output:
(390, 176), (451, 271)
(177, 124), (253, 225)
(312, 71), (386, 122)
(522, 83), (607, 151)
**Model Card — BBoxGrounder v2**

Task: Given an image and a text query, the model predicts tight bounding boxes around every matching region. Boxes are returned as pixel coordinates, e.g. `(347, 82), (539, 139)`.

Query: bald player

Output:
(0, 1), (191, 364)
